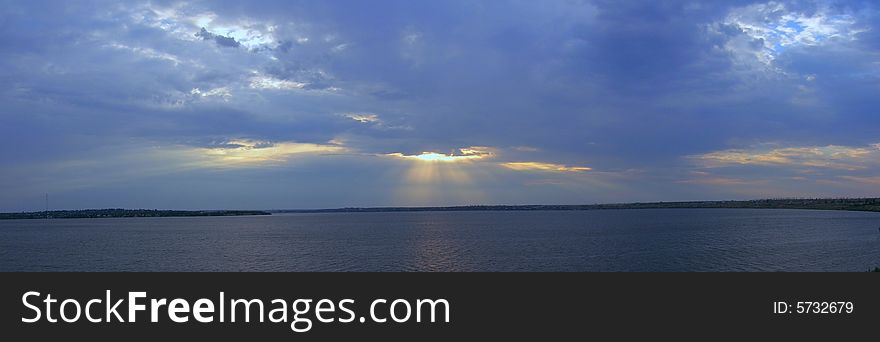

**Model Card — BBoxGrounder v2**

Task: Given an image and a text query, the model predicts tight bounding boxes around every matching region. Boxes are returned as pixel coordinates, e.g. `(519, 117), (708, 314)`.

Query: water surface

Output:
(1, 209), (878, 271)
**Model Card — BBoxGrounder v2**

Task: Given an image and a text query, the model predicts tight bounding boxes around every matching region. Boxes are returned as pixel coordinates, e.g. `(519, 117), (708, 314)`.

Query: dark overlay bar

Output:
(1, 273), (876, 340)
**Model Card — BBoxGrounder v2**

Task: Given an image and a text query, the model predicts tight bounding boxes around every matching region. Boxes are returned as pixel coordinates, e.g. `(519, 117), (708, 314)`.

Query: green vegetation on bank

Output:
(0, 209), (271, 220)
(276, 198), (880, 213)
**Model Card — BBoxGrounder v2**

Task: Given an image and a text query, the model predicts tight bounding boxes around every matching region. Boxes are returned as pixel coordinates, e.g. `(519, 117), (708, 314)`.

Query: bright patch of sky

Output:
(721, 2), (862, 65)
(2, 0), (880, 210)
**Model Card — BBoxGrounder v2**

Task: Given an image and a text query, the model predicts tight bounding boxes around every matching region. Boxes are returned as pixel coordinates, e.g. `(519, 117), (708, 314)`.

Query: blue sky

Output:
(2, 0), (880, 210)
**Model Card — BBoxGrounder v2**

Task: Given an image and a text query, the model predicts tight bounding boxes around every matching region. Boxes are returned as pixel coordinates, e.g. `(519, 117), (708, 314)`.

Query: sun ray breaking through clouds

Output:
(3, 0), (880, 210)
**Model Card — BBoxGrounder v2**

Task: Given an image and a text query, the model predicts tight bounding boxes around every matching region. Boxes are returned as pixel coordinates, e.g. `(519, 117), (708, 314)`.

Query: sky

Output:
(2, 0), (880, 210)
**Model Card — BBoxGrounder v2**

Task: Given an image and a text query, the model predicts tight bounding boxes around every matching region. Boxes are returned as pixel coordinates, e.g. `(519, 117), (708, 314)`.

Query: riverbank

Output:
(275, 198), (880, 214)
(0, 209), (271, 220)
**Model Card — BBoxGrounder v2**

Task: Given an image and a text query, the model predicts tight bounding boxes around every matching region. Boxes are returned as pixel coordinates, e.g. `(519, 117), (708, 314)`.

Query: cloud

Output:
(104, 43), (185, 66)
(386, 147), (494, 163)
(190, 87), (232, 100)
(248, 74), (308, 90)
(690, 143), (880, 170)
(3, 0), (880, 210)
(133, 3), (277, 51)
(385, 148), (594, 176)
(677, 176), (768, 186)
(713, 1), (863, 71)
(501, 162), (591, 173)
(512, 146), (540, 152)
(168, 139), (346, 167)
(342, 113), (380, 124)
(195, 27), (241, 48)
(339, 112), (412, 131)
(838, 176), (880, 185)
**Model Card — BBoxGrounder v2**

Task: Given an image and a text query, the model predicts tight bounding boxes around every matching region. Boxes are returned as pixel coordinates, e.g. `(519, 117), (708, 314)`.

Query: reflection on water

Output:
(0, 209), (878, 271)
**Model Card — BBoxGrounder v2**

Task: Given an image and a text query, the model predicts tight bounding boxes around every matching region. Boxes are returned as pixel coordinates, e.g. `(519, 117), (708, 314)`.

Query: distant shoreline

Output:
(0, 209), (271, 220)
(3, 198), (880, 220)
(274, 198), (880, 214)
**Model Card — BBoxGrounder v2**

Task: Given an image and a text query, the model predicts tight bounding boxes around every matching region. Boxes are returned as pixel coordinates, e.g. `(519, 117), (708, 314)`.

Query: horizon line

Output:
(6, 196), (880, 214)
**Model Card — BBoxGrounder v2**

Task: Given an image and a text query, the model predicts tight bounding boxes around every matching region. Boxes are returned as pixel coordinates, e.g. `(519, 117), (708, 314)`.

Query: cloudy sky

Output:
(2, 0), (880, 210)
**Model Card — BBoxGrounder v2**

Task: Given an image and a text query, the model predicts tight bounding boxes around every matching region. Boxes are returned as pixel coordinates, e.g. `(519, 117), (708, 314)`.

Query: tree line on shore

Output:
(0, 209), (271, 220)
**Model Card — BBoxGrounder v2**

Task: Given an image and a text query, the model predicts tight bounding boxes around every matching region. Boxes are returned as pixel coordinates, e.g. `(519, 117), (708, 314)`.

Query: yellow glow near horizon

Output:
(390, 154), (485, 204)
(384, 146), (495, 192)
(501, 162), (591, 173)
(162, 139), (345, 167)
(691, 143), (880, 170)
